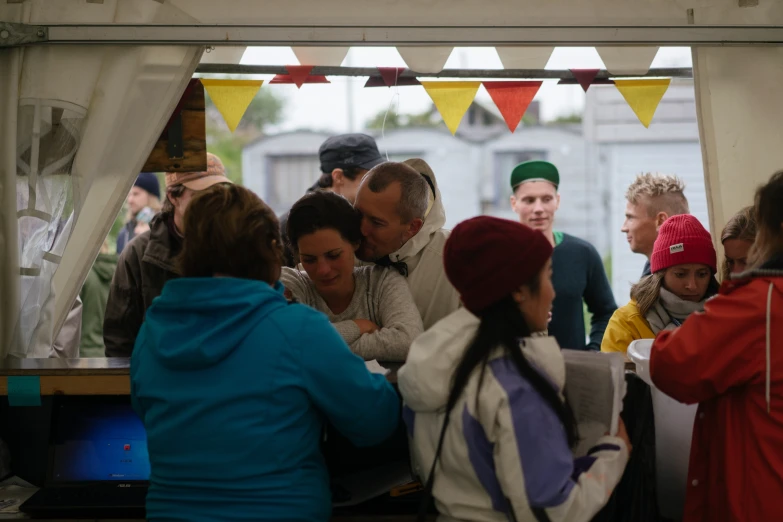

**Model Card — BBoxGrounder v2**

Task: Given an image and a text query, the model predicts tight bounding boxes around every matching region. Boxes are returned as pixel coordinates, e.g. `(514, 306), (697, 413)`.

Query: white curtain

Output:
(693, 47), (783, 250)
(0, 0), (202, 358)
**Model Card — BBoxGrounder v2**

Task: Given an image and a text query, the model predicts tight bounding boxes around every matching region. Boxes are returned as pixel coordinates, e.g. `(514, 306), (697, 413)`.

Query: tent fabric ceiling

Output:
(167, 0), (782, 26)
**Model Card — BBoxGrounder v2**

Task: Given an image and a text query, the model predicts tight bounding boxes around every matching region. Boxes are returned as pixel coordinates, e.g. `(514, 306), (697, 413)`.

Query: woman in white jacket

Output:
(398, 216), (630, 522)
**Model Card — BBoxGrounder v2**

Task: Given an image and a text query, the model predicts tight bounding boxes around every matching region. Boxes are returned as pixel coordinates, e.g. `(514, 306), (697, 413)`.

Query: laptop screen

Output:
(50, 399), (150, 483)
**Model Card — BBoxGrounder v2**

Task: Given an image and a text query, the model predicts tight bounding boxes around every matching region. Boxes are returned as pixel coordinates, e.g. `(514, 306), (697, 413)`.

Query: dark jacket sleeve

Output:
(103, 245), (144, 357)
(116, 222), (133, 255)
(583, 242), (617, 350)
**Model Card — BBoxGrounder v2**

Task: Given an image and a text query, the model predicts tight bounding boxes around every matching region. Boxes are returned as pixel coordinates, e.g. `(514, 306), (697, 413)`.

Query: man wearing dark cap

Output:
(280, 133), (385, 267)
(104, 153), (232, 357)
(510, 161), (616, 350)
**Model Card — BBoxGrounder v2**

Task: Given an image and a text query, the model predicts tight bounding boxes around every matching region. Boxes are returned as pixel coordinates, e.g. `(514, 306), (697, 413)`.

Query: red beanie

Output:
(444, 216), (553, 314)
(651, 214), (717, 274)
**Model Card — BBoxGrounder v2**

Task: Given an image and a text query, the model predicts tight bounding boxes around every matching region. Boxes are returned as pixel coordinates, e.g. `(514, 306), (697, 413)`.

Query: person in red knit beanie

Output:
(397, 216), (631, 522)
(601, 214), (719, 354)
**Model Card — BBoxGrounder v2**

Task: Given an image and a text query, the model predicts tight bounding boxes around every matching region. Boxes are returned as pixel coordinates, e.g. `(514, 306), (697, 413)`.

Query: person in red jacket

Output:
(649, 170), (783, 522)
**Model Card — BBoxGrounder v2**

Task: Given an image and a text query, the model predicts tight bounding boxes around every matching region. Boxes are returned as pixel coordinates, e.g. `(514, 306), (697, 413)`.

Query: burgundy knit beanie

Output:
(651, 214), (717, 273)
(444, 216), (553, 314)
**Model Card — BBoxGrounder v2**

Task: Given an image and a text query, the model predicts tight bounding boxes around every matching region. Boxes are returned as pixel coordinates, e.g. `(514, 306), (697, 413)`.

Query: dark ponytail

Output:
(446, 295), (578, 448)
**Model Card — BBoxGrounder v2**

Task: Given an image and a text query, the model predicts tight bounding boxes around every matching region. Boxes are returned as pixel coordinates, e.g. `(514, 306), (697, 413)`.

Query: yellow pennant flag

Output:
(613, 79), (671, 128)
(200, 79), (264, 132)
(421, 81), (481, 135)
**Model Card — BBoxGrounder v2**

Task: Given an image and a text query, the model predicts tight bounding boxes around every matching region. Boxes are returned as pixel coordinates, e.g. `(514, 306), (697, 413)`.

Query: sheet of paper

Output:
(562, 350), (626, 456)
(0, 477), (38, 514)
(365, 359), (390, 376)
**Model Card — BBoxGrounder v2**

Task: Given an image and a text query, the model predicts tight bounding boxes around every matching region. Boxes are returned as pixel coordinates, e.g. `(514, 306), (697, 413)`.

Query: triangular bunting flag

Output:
(570, 69), (600, 92)
(596, 46), (659, 75)
(291, 47), (349, 66)
(270, 74), (330, 86)
(557, 78), (614, 86)
(286, 65), (315, 88)
(364, 75), (421, 88)
(200, 79), (263, 132)
(397, 47), (453, 74)
(379, 67), (407, 87)
(483, 81), (542, 133)
(420, 81), (481, 135)
(614, 79), (671, 128)
(496, 47), (554, 69)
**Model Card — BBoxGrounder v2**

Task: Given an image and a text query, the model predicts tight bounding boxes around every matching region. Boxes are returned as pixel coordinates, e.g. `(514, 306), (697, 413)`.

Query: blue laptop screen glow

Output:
(51, 402), (150, 482)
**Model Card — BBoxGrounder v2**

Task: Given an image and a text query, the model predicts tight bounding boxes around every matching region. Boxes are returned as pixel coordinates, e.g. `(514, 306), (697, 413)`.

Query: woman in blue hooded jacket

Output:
(130, 184), (400, 522)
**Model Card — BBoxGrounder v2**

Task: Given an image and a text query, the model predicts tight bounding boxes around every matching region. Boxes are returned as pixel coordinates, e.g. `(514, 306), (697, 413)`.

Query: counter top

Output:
(0, 358), (130, 376)
(0, 359), (401, 396)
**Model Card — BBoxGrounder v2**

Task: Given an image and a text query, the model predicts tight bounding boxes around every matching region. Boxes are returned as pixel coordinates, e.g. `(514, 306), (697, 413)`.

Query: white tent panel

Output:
(693, 46), (783, 253)
(0, 0), (202, 358)
(168, 0), (780, 27)
(52, 45), (203, 340)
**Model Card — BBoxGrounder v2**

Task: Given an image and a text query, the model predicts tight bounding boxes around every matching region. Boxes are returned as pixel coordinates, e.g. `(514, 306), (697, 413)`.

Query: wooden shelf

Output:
(0, 374), (130, 396)
(0, 358), (131, 396)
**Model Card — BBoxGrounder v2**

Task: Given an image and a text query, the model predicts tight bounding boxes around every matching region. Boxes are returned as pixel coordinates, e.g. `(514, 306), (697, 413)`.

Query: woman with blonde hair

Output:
(649, 170), (783, 522)
(720, 205), (757, 280)
(601, 214), (719, 354)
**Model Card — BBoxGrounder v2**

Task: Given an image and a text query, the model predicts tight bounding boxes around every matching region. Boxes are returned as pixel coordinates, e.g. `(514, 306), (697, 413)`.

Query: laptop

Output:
(20, 395), (150, 519)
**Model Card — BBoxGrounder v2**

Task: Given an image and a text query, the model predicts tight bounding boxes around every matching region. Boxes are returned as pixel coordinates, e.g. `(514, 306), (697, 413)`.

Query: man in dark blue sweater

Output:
(510, 161), (616, 350)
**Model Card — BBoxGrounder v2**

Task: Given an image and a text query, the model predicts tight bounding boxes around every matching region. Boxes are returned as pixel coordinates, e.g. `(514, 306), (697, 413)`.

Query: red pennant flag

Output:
(483, 81), (542, 132)
(570, 69), (600, 92)
(378, 67), (407, 87)
(286, 65), (315, 88)
(270, 71), (330, 87)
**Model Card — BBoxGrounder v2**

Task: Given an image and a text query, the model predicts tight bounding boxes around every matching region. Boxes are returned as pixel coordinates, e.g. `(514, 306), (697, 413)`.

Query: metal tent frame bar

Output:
(195, 64), (693, 79)
(3, 22), (783, 47)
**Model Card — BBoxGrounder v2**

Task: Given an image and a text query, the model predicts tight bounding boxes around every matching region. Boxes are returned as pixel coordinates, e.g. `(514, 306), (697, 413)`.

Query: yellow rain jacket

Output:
(600, 300), (655, 354)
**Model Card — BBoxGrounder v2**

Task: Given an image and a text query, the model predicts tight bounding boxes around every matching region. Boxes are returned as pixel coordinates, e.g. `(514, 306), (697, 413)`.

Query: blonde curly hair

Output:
(625, 173), (689, 217)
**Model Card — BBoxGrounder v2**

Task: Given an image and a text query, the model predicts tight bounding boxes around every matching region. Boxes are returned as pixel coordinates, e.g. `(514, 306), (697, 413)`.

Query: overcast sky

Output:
(239, 46), (693, 134)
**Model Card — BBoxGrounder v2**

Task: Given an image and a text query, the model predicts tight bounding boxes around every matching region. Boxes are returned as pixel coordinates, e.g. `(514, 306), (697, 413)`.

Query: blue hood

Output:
(142, 277), (288, 370)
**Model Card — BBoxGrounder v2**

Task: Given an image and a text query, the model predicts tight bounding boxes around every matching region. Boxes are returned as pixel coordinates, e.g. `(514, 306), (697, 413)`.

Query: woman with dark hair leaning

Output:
(649, 171), (783, 522)
(281, 190), (423, 362)
(601, 214), (719, 355)
(130, 184), (400, 522)
(398, 216), (630, 522)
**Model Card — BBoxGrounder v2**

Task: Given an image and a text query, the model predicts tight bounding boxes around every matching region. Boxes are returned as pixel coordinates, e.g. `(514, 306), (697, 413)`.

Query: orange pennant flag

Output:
(614, 79), (671, 128)
(483, 81), (542, 132)
(420, 81), (481, 135)
(200, 79), (264, 132)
